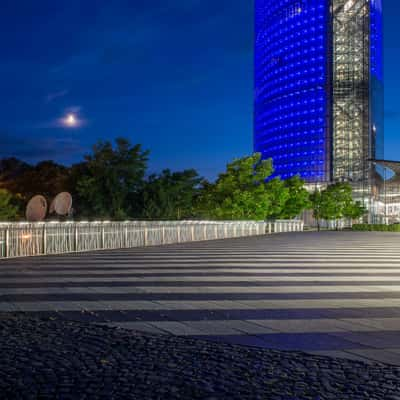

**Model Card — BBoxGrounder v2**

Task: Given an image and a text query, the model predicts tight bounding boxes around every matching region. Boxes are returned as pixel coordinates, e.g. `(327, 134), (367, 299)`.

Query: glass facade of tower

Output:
(254, 0), (330, 182)
(254, 0), (384, 186)
(370, 0), (384, 161)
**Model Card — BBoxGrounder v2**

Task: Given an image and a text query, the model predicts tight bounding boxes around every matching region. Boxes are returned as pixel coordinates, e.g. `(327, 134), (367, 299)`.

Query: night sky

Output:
(0, 1), (399, 180)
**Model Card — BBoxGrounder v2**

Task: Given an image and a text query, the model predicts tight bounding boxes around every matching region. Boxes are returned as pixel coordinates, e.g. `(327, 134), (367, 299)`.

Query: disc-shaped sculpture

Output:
(26, 195), (48, 222)
(53, 192), (73, 216)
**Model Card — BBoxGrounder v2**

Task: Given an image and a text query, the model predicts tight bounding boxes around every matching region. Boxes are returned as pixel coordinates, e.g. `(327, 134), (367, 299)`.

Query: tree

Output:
(310, 183), (366, 230)
(76, 138), (149, 219)
(264, 178), (289, 220)
(142, 169), (202, 220)
(195, 153), (274, 220)
(0, 189), (20, 221)
(280, 175), (311, 219)
(343, 200), (367, 221)
(309, 189), (334, 231)
(66, 161), (90, 217)
(0, 157), (31, 188)
(194, 180), (218, 219)
(0, 158), (69, 201)
(324, 182), (354, 229)
(17, 161), (70, 200)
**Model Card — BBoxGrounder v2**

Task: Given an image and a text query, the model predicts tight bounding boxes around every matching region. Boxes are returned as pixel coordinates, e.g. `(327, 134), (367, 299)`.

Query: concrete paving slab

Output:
(101, 321), (166, 335)
(346, 348), (400, 365)
(307, 350), (374, 364)
(247, 318), (372, 333)
(2, 231), (400, 364)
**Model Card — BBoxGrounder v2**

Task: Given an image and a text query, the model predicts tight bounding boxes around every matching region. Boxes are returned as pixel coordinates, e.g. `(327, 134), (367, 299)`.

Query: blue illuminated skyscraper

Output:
(254, 0), (383, 186)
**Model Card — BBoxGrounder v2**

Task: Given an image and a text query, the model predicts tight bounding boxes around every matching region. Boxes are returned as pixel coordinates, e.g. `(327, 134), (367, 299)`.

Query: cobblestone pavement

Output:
(1, 314), (400, 400)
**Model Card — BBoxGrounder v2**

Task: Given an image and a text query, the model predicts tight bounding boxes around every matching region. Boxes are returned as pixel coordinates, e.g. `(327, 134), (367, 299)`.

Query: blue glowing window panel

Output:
(370, 0), (383, 82)
(370, 0), (384, 159)
(254, 0), (330, 182)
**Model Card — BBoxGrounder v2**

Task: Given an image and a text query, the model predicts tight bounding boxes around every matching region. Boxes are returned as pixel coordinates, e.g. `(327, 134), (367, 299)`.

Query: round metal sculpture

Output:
(53, 192), (73, 216)
(26, 195), (48, 222)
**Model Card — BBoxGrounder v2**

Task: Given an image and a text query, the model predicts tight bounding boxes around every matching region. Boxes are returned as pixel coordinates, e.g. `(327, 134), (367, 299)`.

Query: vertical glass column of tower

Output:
(254, 0), (384, 187)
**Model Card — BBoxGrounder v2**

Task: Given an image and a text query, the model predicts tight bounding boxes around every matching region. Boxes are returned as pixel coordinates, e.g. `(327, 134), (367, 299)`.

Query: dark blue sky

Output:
(0, 1), (399, 179)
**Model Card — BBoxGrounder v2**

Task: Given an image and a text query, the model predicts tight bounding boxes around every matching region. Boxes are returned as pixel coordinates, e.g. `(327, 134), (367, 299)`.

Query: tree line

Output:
(0, 137), (365, 223)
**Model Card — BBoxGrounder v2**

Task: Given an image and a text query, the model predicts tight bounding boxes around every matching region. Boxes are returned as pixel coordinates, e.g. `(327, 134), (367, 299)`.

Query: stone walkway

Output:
(2, 231), (400, 364)
(1, 314), (400, 400)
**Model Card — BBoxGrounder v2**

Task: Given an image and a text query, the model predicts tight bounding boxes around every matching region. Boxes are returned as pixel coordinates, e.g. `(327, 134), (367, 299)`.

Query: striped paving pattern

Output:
(2, 231), (400, 365)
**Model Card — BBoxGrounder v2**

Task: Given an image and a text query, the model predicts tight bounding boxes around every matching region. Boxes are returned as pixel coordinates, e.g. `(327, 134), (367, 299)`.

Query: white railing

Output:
(0, 220), (267, 259)
(0, 219), (304, 259)
(266, 219), (304, 234)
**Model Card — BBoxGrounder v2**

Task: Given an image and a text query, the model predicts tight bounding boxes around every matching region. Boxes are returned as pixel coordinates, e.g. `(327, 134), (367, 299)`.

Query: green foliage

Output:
(309, 189), (323, 227)
(353, 224), (400, 232)
(76, 138), (149, 219)
(309, 189), (334, 231)
(324, 182), (368, 227)
(195, 155), (311, 221)
(343, 200), (367, 220)
(0, 159), (69, 201)
(195, 153), (274, 220)
(264, 178), (289, 220)
(0, 189), (20, 221)
(324, 183), (354, 222)
(141, 169), (202, 220)
(194, 181), (218, 219)
(310, 183), (367, 230)
(280, 175), (311, 219)
(0, 158), (31, 187)
(1, 149), (313, 222)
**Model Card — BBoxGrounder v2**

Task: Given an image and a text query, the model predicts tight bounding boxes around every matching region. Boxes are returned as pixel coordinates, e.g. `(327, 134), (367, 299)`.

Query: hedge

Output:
(353, 224), (400, 232)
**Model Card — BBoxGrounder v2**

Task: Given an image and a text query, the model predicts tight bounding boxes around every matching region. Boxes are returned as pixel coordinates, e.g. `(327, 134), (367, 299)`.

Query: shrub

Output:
(0, 189), (20, 221)
(353, 224), (400, 232)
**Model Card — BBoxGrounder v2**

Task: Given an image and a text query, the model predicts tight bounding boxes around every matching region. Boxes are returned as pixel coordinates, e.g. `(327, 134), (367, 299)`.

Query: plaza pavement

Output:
(1, 231), (400, 365)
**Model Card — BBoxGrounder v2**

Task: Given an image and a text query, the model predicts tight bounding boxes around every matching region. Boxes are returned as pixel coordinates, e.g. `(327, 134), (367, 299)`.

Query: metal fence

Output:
(266, 220), (304, 234)
(0, 219), (304, 259)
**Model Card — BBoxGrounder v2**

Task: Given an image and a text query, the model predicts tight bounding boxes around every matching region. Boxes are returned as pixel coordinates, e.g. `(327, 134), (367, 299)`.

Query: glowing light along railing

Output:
(0, 220), (304, 259)
(254, 0), (330, 182)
